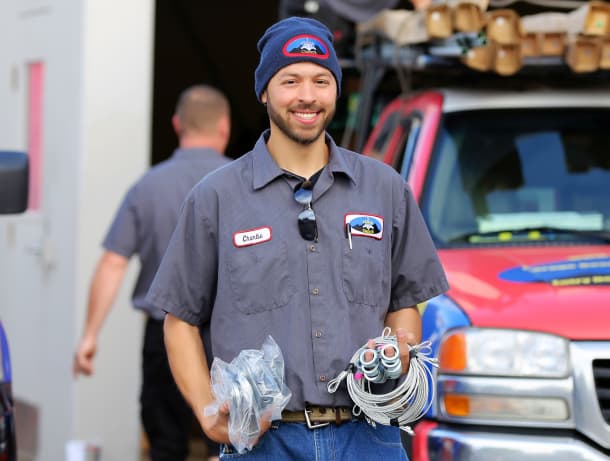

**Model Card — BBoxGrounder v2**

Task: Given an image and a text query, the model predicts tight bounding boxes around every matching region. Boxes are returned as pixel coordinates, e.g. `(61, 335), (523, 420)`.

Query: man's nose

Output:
(297, 81), (317, 102)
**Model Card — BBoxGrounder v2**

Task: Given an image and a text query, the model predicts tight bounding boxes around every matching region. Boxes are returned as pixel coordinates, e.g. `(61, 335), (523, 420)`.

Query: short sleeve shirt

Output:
(147, 132), (449, 408)
(103, 148), (231, 319)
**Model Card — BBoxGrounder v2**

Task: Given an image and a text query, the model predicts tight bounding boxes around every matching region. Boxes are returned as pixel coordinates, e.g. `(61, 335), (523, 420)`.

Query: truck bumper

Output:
(415, 421), (609, 461)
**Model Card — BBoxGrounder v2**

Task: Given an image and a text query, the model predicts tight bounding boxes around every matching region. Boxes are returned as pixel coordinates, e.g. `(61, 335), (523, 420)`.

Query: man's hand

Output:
(201, 402), (272, 448)
(201, 401), (231, 444)
(74, 250), (129, 379)
(364, 327), (416, 376)
(73, 335), (97, 377)
(384, 306), (421, 374)
(396, 327), (417, 374)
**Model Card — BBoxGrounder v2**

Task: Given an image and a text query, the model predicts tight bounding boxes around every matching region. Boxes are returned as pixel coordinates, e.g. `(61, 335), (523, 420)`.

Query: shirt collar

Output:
(171, 147), (220, 161)
(252, 130), (357, 190)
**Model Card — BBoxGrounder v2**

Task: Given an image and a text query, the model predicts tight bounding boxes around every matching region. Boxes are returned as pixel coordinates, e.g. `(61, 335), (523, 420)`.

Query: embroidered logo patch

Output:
(283, 35), (329, 59)
(233, 226), (272, 248)
(345, 214), (384, 240)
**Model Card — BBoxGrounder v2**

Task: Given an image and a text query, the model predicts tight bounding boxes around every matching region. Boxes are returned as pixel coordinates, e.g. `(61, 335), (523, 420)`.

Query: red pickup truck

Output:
(362, 87), (610, 460)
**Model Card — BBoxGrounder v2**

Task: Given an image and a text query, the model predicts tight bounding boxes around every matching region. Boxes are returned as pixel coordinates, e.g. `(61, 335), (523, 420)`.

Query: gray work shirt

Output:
(103, 147), (231, 319)
(147, 131), (449, 409)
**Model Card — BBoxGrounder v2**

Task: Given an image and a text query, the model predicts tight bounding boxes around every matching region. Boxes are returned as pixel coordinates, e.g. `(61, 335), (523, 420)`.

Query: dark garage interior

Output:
(151, 1), (281, 165)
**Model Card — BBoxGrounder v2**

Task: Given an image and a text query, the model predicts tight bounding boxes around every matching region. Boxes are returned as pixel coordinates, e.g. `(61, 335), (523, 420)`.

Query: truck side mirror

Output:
(0, 151), (29, 214)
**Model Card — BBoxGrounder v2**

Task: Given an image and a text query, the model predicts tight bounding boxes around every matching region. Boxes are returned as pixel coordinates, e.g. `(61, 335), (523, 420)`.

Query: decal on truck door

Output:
(499, 256), (610, 286)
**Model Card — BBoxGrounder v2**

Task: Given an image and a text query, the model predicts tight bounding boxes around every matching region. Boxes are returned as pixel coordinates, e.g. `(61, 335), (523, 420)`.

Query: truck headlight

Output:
(439, 328), (570, 378)
(437, 328), (571, 423)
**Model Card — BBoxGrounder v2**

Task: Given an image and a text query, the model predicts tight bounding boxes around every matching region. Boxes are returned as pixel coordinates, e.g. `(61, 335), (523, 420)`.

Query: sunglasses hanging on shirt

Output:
(294, 179), (318, 241)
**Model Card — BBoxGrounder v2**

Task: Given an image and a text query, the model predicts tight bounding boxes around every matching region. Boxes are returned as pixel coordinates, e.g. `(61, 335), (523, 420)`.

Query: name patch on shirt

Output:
(233, 226), (272, 247)
(345, 213), (384, 240)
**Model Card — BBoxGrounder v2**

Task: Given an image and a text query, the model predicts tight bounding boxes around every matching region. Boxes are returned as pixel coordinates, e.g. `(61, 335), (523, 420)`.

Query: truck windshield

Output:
(421, 108), (610, 247)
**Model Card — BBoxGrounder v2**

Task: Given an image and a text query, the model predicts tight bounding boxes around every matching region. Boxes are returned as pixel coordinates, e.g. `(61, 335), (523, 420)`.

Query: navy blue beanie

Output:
(254, 17), (342, 102)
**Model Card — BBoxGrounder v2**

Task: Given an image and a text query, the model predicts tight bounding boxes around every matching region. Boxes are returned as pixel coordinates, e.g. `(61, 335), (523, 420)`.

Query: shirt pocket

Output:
(342, 237), (389, 307)
(227, 240), (293, 314)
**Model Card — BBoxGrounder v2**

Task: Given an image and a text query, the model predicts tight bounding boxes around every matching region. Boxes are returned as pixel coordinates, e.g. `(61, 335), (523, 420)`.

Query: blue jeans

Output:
(219, 420), (409, 460)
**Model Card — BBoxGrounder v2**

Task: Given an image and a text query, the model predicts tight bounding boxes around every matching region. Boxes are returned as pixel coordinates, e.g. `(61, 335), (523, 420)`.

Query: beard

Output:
(266, 100), (335, 145)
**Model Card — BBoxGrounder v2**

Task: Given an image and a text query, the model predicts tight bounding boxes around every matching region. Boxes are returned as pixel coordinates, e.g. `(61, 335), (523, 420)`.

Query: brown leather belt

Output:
(281, 406), (353, 428)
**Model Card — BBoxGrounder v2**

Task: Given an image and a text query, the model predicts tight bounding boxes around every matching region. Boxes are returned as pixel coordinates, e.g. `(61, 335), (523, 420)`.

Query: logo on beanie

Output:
(283, 35), (329, 59)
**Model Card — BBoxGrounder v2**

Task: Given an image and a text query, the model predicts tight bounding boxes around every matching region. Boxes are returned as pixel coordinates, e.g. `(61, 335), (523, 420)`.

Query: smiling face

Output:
(261, 62), (337, 146)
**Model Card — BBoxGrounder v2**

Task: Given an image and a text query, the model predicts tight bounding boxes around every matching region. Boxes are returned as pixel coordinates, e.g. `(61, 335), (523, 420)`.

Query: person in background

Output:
(147, 17), (448, 460)
(73, 84), (231, 461)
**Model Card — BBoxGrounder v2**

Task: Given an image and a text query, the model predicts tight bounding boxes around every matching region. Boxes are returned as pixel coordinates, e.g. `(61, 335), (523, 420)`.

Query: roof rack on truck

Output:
(341, 0), (610, 150)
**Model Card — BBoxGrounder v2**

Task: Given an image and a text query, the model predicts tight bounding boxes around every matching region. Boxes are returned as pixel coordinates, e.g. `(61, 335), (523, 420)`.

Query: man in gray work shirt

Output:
(73, 85), (231, 461)
(147, 17), (448, 460)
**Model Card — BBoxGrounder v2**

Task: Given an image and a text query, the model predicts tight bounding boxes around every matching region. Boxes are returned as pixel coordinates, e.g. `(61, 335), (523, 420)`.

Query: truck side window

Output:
(396, 115), (422, 179)
(369, 111), (401, 162)
(367, 109), (422, 178)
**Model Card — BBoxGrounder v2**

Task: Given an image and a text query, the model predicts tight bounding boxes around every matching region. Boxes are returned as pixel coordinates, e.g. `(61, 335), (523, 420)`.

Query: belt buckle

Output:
(304, 408), (330, 429)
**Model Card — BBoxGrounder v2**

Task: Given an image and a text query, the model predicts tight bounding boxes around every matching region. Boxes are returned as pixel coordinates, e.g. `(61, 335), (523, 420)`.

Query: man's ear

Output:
(171, 114), (181, 135)
(261, 91), (268, 105)
(218, 114), (231, 140)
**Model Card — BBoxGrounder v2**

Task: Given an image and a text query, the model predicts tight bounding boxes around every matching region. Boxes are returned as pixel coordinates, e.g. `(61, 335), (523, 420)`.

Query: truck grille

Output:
(593, 359), (610, 424)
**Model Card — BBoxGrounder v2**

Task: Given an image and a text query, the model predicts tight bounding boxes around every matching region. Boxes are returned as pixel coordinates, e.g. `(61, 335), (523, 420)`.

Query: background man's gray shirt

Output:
(103, 147), (231, 320)
(147, 132), (449, 408)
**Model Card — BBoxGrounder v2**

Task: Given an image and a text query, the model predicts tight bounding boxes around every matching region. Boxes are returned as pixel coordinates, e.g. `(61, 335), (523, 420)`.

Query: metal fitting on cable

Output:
(327, 327), (439, 433)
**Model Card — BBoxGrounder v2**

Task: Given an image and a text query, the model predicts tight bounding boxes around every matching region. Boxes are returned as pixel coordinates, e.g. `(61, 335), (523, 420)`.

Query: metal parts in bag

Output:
(204, 336), (292, 454)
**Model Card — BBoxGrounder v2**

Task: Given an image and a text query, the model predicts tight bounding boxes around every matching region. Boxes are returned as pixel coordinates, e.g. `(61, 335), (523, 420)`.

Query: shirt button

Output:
(319, 375), (327, 382)
(310, 245), (316, 252)
(314, 330), (322, 338)
(312, 288), (319, 295)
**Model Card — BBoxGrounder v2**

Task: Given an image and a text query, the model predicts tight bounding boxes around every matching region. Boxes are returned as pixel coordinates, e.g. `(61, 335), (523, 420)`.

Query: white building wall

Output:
(0, 0), (154, 459)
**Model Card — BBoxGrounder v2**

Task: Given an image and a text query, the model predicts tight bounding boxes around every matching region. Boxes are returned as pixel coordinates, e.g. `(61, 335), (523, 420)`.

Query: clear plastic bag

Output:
(203, 336), (292, 453)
